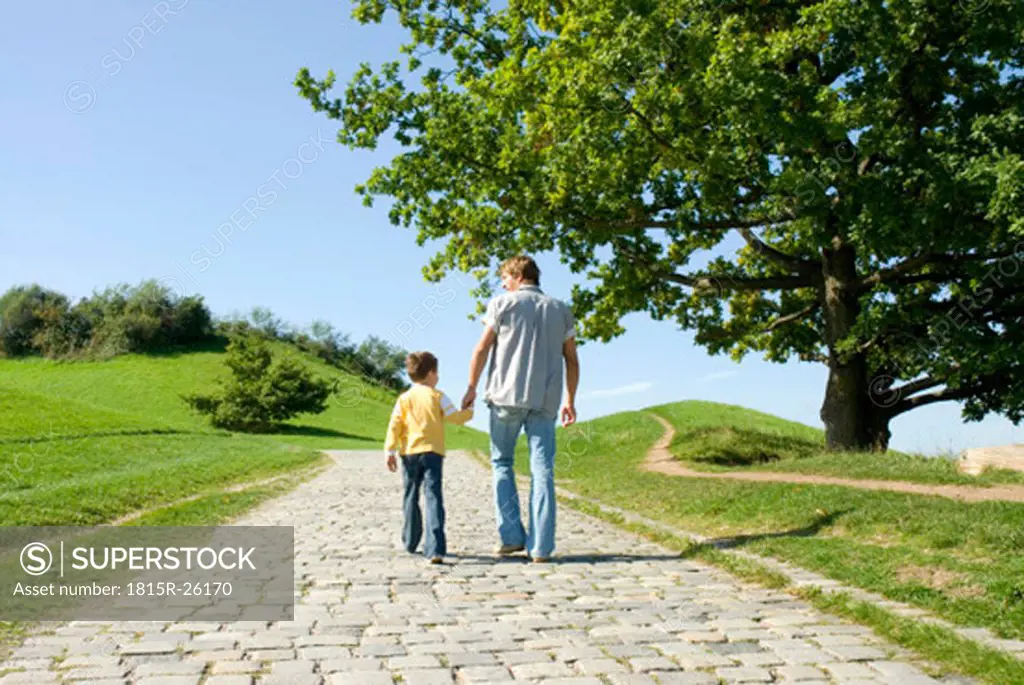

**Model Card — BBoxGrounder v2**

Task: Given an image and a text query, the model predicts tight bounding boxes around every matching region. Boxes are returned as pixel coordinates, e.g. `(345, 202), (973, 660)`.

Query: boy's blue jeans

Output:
(489, 405), (557, 558)
(401, 452), (446, 558)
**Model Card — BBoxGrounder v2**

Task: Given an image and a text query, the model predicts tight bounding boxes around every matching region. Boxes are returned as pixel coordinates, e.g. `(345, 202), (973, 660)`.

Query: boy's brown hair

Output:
(406, 351), (438, 383)
(499, 255), (541, 285)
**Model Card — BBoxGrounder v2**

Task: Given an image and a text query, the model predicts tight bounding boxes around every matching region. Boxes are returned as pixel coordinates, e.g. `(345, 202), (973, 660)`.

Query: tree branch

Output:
(668, 272), (816, 292)
(893, 375), (944, 398)
(858, 249), (1019, 292)
(762, 301), (820, 332)
(584, 215), (795, 233)
(890, 374), (1009, 417)
(738, 228), (816, 275)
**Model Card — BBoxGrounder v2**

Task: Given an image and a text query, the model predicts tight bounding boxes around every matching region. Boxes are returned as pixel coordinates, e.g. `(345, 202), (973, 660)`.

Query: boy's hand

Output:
(386, 453), (398, 472)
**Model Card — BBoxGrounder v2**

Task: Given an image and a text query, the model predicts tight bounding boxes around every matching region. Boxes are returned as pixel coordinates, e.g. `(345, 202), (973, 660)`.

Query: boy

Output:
(385, 351), (473, 563)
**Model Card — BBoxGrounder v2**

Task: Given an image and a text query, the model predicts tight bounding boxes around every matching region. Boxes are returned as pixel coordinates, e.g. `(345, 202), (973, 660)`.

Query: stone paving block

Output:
(135, 677), (202, 685)
(821, 661), (878, 679)
(628, 655), (679, 672)
(575, 657), (629, 674)
(773, 648), (834, 665)
(772, 664), (828, 681)
(203, 678), (255, 685)
(210, 661), (264, 675)
(732, 651), (784, 667)
(671, 650), (737, 669)
(247, 649), (295, 661)
(455, 665), (513, 682)
(509, 660), (576, 679)
(681, 631), (727, 644)
(319, 657), (384, 672)
(496, 650), (551, 665)
(602, 644), (659, 659)
(134, 662), (206, 677)
(400, 668), (454, 684)
(824, 645), (888, 662)
(0, 672), (62, 685)
(389, 654), (442, 669)
(554, 646), (606, 662)
(446, 652), (499, 667)
(607, 675), (658, 685)
(120, 642), (179, 656)
(650, 674), (720, 685)
(62, 666), (130, 680)
(715, 665), (774, 682)
(61, 656), (123, 669)
(866, 660), (941, 683)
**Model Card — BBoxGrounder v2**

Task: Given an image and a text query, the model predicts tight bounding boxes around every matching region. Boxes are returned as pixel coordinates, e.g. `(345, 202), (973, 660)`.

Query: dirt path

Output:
(640, 413), (1024, 503)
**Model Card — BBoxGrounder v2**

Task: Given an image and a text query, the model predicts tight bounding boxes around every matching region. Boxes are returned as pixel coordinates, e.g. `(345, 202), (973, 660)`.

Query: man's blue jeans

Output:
(489, 405), (557, 558)
(401, 452), (446, 558)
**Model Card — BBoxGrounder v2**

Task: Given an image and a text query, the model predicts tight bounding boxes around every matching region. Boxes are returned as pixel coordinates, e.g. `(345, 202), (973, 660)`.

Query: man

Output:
(462, 255), (580, 563)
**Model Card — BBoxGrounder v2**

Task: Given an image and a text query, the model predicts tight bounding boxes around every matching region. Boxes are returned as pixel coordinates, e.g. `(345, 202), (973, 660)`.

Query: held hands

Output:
(461, 387), (477, 411)
(560, 403), (577, 427)
(386, 452), (398, 473)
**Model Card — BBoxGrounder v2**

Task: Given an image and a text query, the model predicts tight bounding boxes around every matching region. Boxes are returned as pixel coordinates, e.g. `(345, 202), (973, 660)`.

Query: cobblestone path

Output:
(0, 451), (972, 684)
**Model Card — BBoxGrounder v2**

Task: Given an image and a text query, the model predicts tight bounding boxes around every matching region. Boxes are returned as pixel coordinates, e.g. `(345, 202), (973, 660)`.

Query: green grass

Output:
(0, 346), (487, 526)
(513, 407), (1024, 641)
(653, 400), (1024, 486)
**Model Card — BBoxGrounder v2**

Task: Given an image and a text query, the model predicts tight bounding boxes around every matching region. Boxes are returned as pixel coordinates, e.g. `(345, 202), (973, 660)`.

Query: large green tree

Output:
(296, 0), (1024, 450)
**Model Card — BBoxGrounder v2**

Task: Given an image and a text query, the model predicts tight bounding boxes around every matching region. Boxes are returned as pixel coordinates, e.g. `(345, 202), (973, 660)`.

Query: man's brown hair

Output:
(499, 255), (541, 285)
(406, 351), (438, 383)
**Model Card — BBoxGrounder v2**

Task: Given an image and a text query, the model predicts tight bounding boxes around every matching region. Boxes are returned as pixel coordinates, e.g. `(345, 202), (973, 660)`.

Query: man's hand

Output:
(386, 452), (398, 473)
(560, 403), (577, 427)
(461, 387), (477, 411)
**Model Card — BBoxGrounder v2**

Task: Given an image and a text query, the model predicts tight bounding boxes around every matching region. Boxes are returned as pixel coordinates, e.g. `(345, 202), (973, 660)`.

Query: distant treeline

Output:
(0, 281), (408, 391)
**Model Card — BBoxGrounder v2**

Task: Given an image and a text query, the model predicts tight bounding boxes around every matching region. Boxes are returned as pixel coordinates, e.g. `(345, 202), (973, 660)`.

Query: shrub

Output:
(0, 285), (69, 357)
(183, 335), (334, 432)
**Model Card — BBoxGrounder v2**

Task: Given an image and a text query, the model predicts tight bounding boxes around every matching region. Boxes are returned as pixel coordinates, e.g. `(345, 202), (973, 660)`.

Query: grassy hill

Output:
(653, 400), (1024, 486)
(0, 343), (488, 527)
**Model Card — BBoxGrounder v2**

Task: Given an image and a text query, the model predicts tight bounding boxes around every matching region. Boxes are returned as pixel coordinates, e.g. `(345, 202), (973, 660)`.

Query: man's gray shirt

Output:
(482, 285), (575, 419)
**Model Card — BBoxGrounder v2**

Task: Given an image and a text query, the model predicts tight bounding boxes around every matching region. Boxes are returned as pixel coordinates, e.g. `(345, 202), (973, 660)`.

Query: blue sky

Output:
(2, 0), (1021, 455)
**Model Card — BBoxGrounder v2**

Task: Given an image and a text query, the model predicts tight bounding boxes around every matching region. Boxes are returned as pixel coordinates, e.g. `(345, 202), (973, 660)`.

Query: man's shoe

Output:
(429, 556), (444, 564)
(494, 543), (526, 556)
(530, 556), (551, 564)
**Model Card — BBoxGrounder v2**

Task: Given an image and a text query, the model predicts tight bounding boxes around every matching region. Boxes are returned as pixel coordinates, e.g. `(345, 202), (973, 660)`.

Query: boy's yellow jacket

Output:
(385, 384), (473, 456)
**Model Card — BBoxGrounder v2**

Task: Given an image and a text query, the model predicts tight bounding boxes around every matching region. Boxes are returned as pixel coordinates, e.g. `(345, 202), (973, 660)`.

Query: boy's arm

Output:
(440, 392), (474, 426)
(384, 398), (406, 454)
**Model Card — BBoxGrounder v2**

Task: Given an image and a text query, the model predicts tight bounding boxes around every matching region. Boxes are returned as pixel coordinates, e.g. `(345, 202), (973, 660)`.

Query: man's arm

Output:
(462, 326), (497, 410)
(561, 337), (580, 427)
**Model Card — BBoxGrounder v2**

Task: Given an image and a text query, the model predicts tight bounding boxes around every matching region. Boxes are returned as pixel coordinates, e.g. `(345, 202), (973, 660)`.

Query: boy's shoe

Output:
(429, 556), (444, 564)
(493, 543), (526, 556)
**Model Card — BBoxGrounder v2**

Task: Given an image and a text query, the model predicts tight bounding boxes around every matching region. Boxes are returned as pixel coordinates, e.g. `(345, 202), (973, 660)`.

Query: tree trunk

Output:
(818, 237), (883, 451)
(865, 410), (892, 452)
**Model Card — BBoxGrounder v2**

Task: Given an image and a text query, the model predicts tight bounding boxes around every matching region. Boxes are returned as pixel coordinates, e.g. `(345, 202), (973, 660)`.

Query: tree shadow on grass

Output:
(271, 425), (376, 442)
(0, 428), (191, 445)
(695, 508), (851, 552)
(674, 426), (824, 467)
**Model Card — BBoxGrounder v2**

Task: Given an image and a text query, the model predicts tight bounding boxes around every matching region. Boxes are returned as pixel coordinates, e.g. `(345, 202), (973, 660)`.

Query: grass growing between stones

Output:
(504, 410), (1024, 641)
